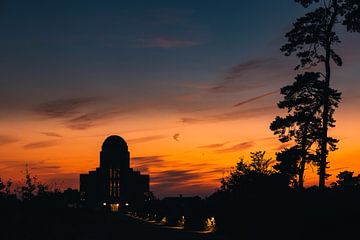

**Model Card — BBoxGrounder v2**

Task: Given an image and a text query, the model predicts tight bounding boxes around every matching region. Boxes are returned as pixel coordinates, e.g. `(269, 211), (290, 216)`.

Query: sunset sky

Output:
(0, 0), (360, 197)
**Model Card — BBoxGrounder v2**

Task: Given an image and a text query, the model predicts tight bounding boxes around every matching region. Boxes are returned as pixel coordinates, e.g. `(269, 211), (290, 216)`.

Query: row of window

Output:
(109, 168), (120, 197)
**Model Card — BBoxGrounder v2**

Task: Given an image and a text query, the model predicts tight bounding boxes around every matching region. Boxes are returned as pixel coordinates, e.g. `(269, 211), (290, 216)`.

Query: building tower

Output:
(80, 135), (149, 211)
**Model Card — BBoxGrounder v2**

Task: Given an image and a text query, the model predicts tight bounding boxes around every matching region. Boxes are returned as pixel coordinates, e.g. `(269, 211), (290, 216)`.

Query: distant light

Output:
(125, 203), (129, 206)
(103, 202), (107, 206)
(116, 203), (119, 207)
(205, 217), (216, 232)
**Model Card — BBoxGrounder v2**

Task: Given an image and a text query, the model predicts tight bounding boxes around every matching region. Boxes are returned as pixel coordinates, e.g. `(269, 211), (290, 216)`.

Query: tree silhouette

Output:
(281, 0), (360, 188)
(0, 177), (4, 194)
(21, 169), (37, 201)
(331, 170), (360, 189)
(0, 177), (13, 197)
(274, 147), (302, 187)
(271, 72), (341, 188)
(220, 151), (288, 194)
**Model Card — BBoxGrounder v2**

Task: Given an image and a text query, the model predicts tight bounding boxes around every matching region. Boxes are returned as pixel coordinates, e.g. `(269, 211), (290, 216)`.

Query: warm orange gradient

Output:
(1, 93), (359, 198)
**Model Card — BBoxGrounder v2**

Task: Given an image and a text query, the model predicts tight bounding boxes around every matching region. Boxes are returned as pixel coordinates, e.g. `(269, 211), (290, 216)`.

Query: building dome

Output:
(102, 135), (128, 152)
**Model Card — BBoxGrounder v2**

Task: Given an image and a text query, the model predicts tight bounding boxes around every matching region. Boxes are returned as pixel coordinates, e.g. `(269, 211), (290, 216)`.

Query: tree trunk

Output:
(319, 63), (330, 189)
(298, 125), (308, 189)
(319, 1), (338, 189)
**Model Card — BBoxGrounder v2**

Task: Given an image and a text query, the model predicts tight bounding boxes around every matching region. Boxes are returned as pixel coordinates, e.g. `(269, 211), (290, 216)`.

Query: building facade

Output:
(80, 135), (149, 210)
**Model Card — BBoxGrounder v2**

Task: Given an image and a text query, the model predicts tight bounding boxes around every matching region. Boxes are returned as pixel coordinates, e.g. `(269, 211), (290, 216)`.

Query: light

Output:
(205, 217), (216, 232)
(125, 203), (129, 206)
(178, 216), (185, 228)
(103, 202), (107, 206)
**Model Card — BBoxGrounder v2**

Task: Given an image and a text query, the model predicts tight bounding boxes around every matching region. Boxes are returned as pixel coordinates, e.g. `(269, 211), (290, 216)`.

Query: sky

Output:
(0, 0), (360, 197)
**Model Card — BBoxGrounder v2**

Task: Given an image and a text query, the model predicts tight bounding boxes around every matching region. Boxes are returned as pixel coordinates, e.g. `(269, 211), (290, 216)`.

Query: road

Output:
(79, 212), (222, 240)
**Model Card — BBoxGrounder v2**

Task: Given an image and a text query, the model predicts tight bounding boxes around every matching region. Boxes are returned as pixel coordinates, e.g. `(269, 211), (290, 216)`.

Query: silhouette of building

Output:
(80, 135), (149, 211)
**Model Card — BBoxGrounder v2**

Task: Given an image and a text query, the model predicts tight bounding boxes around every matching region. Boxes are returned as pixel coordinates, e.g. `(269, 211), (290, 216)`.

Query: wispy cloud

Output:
(0, 135), (19, 146)
(150, 167), (224, 196)
(180, 117), (204, 124)
(34, 97), (125, 130)
(132, 155), (167, 173)
(41, 132), (63, 138)
(66, 110), (121, 130)
(35, 97), (99, 119)
(234, 90), (278, 107)
(226, 59), (275, 80)
(210, 58), (286, 94)
(173, 133), (180, 142)
(128, 135), (167, 145)
(23, 140), (61, 150)
(137, 37), (200, 49)
(181, 106), (275, 125)
(198, 142), (228, 149)
(0, 159), (62, 176)
(215, 141), (254, 153)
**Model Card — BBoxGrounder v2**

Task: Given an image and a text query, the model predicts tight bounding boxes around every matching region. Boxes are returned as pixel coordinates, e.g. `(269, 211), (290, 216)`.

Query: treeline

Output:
(131, 151), (360, 239)
(0, 172), (81, 240)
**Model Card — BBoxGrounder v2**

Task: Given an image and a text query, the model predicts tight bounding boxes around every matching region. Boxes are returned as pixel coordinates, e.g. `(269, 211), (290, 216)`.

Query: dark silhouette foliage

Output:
(220, 151), (289, 195)
(271, 72), (341, 188)
(281, 0), (360, 188)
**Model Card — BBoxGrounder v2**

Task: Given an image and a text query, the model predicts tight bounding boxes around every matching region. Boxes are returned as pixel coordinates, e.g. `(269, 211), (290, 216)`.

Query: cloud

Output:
(181, 106), (275, 125)
(0, 159), (63, 177)
(35, 97), (99, 119)
(131, 155), (166, 172)
(137, 37), (200, 49)
(41, 132), (62, 138)
(215, 141), (254, 154)
(0, 135), (18, 146)
(34, 97), (126, 130)
(198, 142), (228, 149)
(128, 135), (167, 145)
(151, 169), (201, 184)
(180, 118), (204, 124)
(209, 58), (287, 94)
(173, 133), (180, 142)
(65, 110), (121, 130)
(23, 140), (60, 150)
(150, 167), (224, 197)
(226, 59), (275, 80)
(234, 90), (278, 107)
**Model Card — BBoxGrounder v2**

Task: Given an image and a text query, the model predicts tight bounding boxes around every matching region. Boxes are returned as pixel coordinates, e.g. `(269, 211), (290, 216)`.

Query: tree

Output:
(281, 0), (360, 188)
(220, 151), (287, 194)
(0, 177), (4, 194)
(274, 147), (302, 187)
(21, 169), (37, 201)
(331, 170), (360, 189)
(271, 72), (341, 188)
(0, 178), (13, 196)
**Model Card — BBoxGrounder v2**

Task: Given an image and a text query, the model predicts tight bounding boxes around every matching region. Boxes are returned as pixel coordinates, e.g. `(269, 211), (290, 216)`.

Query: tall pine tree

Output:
(281, 0), (360, 188)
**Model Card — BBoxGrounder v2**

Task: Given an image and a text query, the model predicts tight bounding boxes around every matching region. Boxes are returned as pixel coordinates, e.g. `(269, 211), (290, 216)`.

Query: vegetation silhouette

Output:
(281, 0), (360, 188)
(270, 72), (341, 188)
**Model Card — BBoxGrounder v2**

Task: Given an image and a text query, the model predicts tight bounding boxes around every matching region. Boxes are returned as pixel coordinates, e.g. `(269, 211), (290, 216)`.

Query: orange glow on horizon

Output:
(1, 99), (360, 197)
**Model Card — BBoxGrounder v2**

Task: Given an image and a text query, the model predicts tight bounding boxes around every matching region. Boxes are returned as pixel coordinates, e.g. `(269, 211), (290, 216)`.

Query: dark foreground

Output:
(2, 206), (220, 240)
(3, 190), (360, 240)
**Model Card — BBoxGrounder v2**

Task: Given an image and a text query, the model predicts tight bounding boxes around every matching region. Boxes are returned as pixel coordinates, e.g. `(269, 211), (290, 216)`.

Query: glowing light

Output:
(205, 217), (216, 232)
(125, 203), (129, 206)
(161, 217), (167, 224)
(103, 202), (107, 206)
(110, 203), (119, 212)
(178, 215), (185, 228)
